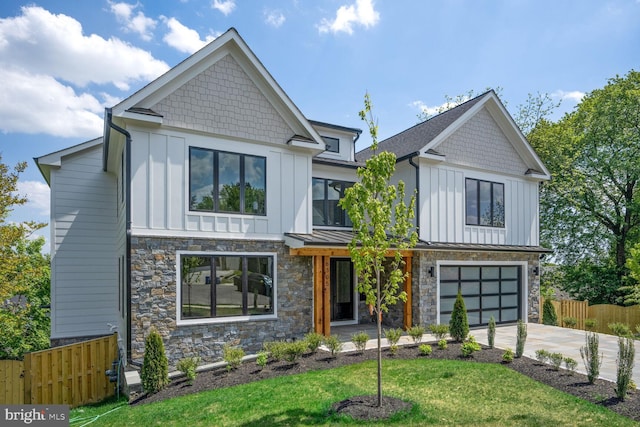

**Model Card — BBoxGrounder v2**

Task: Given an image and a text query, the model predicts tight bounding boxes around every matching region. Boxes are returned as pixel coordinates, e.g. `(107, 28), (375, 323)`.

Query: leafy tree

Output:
(0, 157), (49, 360)
(623, 242), (640, 304)
(339, 93), (418, 407)
(416, 87), (504, 122)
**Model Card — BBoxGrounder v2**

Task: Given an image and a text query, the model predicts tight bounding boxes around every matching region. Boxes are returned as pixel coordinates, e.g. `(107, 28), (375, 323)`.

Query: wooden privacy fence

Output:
(541, 298), (640, 334)
(0, 333), (119, 408)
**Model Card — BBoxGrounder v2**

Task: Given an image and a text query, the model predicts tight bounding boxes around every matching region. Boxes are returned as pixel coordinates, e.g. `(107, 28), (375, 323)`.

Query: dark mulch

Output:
(130, 341), (639, 422)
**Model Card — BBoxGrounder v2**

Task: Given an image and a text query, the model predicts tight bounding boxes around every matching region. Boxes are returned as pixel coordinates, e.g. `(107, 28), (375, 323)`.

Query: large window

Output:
(180, 254), (274, 320)
(322, 136), (340, 153)
(189, 147), (266, 215)
(312, 178), (353, 227)
(465, 178), (504, 227)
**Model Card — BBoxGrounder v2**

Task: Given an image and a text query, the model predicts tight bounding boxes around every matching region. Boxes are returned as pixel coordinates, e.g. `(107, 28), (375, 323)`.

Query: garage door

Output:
(439, 265), (521, 327)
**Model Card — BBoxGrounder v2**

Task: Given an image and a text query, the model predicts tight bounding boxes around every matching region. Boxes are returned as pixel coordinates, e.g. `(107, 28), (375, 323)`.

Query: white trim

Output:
(131, 229), (284, 241)
(175, 250), (278, 326)
(435, 260), (529, 324)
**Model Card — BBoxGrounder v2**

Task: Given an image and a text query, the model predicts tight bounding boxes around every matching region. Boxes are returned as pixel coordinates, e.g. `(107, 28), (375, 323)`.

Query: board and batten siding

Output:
(418, 163), (539, 246)
(50, 145), (118, 339)
(129, 128), (313, 237)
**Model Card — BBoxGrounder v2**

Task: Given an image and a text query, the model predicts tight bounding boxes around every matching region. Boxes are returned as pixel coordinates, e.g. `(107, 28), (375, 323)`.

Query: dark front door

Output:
(330, 258), (354, 321)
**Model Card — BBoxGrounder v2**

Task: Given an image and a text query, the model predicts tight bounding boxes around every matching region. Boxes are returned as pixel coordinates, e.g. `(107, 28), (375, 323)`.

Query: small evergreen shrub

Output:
(223, 344), (245, 371)
(419, 344), (432, 356)
(502, 348), (514, 363)
(140, 329), (169, 394)
(564, 357), (578, 374)
(636, 324), (640, 338)
(487, 316), (496, 349)
(384, 328), (403, 347)
(584, 318), (598, 331)
(460, 335), (481, 357)
(438, 339), (448, 350)
(351, 331), (369, 353)
(549, 352), (564, 371)
(515, 319), (527, 358)
(304, 332), (324, 353)
(176, 356), (200, 385)
(580, 332), (603, 384)
(283, 340), (308, 363)
(562, 317), (577, 329)
(407, 325), (426, 344)
(324, 335), (343, 357)
(542, 298), (558, 326)
(609, 322), (632, 338)
(615, 337), (636, 400)
(256, 351), (268, 370)
(449, 291), (469, 342)
(428, 324), (449, 340)
(535, 349), (550, 364)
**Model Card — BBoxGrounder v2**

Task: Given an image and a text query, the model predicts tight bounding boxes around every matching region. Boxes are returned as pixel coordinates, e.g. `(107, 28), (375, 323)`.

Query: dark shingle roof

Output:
(356, 91), (492, 162)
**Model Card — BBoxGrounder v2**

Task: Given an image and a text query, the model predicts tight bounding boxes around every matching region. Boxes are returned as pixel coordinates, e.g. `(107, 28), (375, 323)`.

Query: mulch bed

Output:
(130, 341), (639, 422)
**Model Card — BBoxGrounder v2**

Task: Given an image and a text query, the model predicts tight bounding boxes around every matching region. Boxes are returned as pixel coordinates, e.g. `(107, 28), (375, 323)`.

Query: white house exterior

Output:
(36, 28), (550, 366)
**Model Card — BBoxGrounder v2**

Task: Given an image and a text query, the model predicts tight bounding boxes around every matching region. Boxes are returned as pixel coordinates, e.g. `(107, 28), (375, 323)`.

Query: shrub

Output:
(542, 298), (558, 326)
(564, 357), (578, 374)
(460, 335), (481, 358)
(176, 356), (200, 385)
(419, 344), (432, 356)
(351, 331), (369, 353)
(487, 316), (496, 349)
(304, 332), (324, 353)
(283, 340), (308, 363)
(256, 351), (268, 370)
(223, 344), (245, 371)
(428, 324), (449, 340)
(584, 318), (598, 331)
(263, 341), (287, 361)
(580, 332), (603, 384)
(636, 324), (640, 338)
(609, 322), (632, 338)
(502, 348), (514, 363)
(615, 337), (636, 400)
(407, 325), (425, 344)
(515, 319), (527, 358)
(449, 291), (469, 342)
(549, 352), (564, 371)
(438, 339), (448, 350)
(324, 335), (343, 357)
(535, 349), (550, 364)
(384, 328), (403, 347)
(562, 317), (577, 329)
(140, 329), (169, 394)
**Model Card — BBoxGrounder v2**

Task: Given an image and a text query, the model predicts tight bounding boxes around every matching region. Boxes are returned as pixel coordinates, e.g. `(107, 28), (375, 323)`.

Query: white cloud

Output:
(318, 0), (380, 35)
(212, 0), (236, 16)
(410, 97), (470, 117)
(265, 10), (286, 28)
(109, 1), (157, 41)
(0, 68), (104, 137)
(0, 6), (169, 90)
(17, 180), (50, 217)
(552, 90), (585, 103)
(162, 17), (218, 54)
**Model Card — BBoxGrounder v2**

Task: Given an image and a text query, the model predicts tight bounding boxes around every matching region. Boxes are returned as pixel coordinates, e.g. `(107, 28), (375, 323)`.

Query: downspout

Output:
(105, 108), (133, 364)
(408, 153), (420, 233)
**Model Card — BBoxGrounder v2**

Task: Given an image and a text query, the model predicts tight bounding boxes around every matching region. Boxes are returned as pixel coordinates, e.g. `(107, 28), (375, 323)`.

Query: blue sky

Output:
(0, 0), (638, 252)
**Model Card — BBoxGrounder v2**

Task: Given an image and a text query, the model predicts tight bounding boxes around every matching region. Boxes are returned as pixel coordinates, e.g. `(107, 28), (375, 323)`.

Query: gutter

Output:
(407, 153), (420, 233)
(105, 108), (133, 364)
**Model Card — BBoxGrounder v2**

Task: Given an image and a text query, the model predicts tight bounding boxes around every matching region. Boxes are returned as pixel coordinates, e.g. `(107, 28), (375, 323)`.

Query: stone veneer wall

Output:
(129, 236), (312, 366)
(411, 250), (541, 327)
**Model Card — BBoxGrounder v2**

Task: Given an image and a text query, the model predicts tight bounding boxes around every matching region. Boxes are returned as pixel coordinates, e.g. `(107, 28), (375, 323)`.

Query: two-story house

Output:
(36, 28), (550, 366)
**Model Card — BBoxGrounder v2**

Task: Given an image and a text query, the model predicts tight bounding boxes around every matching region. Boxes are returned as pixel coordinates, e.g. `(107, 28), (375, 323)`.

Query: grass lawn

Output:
(70, 359), (636, 426)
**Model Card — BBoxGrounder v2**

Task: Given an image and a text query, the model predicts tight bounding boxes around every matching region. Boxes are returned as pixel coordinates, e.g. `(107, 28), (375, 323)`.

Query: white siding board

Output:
(167, 136), (184, 230)
(131, 132), (150, 229)
(150, 133), (168, 229)
(280, 153), (295, 233)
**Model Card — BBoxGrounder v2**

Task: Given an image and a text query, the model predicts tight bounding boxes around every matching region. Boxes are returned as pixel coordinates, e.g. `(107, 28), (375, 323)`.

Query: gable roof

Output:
(35, 137), (103, 185)
(356, 91), (550, 180)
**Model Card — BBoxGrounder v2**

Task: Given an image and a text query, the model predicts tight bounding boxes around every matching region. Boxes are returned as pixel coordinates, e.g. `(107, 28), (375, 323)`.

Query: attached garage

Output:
(439, 264), (523, 327)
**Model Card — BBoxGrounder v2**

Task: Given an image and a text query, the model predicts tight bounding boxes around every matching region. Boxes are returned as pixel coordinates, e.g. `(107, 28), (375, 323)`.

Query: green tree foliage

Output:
(449, 291), (469, 342)
(0, 157), (49, 360)
(140, 329), (169, 394)
(542, 298), (558, 326)
(339, 93), (418, 407)
(623, 242), (640, 304)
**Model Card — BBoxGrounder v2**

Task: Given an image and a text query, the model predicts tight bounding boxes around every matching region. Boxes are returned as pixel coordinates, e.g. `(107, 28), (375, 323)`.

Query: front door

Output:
(330, 258), (354, 322)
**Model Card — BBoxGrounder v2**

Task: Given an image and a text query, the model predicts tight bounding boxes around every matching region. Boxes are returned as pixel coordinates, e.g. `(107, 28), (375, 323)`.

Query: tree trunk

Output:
(376, 268), (382, 408)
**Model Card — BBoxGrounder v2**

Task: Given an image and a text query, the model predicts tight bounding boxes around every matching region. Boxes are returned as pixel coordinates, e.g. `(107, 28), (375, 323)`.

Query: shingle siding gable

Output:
(151, 54), (294, 144)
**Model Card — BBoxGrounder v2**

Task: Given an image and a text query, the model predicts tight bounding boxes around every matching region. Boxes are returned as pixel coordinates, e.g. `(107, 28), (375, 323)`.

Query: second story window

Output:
(322, 136), (340, 153)
(189, 147), (266, 215)
(312, 178), (353, 227)
(465, 178), (504, 228)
